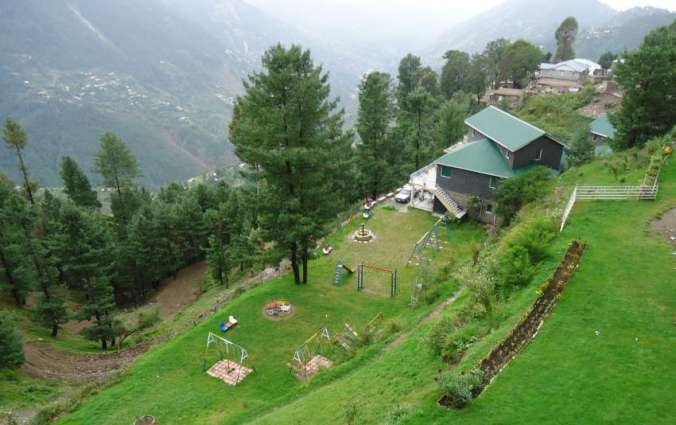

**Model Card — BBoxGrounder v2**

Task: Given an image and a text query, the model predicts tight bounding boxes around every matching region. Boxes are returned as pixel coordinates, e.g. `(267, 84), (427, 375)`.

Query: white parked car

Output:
(395, 185), (413, 204)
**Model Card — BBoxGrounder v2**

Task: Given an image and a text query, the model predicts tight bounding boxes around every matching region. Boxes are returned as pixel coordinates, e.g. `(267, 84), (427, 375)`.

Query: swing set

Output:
(204, 332), (253, 386)
(356, 262), (397, 297)
(290, 327), (333, 379)
(406, 217), (450, 266)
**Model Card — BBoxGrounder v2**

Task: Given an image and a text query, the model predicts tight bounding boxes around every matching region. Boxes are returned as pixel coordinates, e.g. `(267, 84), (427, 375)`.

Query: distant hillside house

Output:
(539, 58), (603, 81)
(410, 106), (565, 223)
(480, 87), (527, 108)
(590, 113), (616, 142)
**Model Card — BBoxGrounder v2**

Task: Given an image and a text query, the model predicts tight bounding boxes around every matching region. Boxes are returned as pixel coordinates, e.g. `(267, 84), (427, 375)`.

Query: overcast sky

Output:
(244, 0), (676, 46)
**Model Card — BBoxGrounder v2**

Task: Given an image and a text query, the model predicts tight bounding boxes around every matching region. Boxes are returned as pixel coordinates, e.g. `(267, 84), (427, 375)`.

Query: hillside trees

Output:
(0, 178), (33, 307)
(598, 51), (617, 69)
(229, 44), (354, 284)
(554, 17), (579, 62)
(95, 132), (140, 224)
(440, 50), (471, 99)
(60, 156), (100, 209)
(610, 21), (676, 150)
(500, 40), (542, 88)
(403, 86), (438, 170)
(55, 205), (117, 349)
(356, 72), (399, 197)
(3, 118), (35, 205)
(0, 311), (24, 369)
(434, 94), (471, 153)
(396, 54), (423, 109)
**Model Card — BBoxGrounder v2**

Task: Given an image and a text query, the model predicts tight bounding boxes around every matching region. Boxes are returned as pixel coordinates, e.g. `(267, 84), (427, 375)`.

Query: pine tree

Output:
(0, 178), (34, 307)
(568, 127), (595, 166)
(2, 118), (35, 205)
(94, 132), (139, 224)
(396, 54), (422, 111)
(356, 72), (396, 197)
(55, 205), (116, 349)
(229, 44), (352, 284)
(554, 17), (578, 62)
(402, 86), (437, 170)
(0, 311), (24, 369)
(440, 50), (471, 99)
(434, 95), (471, 154)
(60, 156), (100, 209)
(205, 234), (230, 287)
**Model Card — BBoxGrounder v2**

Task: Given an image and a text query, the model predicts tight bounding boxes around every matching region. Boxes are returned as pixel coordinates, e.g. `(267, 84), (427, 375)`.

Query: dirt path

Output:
(385, 289), (464, 352)
(651, 208), (676, 247)
(151, 261), (206, 319)
(21, 340), (152, 384)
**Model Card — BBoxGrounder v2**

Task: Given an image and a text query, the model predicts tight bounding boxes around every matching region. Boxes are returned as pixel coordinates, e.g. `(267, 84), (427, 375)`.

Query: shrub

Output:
(0, 312), (24, 370)
(495, 167), (551, 224)
(438, 368), (484, 408)
(441, 324), (483, 363)
(137, 307), (161, 330)
(496, 244), (535, 289)
(428, 317), (454, 356)
(506, 217), (556, 263)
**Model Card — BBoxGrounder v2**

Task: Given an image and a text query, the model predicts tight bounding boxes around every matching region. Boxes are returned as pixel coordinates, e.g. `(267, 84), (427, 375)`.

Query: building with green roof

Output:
(590, 113), (615, 140)
(423, 106), (565, 222)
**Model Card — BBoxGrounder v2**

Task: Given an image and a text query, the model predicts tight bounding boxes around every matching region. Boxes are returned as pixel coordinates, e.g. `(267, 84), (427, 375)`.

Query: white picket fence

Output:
(559, 183), (659, 232)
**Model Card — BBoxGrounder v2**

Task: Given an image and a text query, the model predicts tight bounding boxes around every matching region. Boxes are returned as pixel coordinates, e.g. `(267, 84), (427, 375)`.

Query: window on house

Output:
(440, 166), (452, 178)
(486, 203), (493, 214)
(504, 150), (510, 160)
(536, 148), (543, 161)
(489, 176), (497, 189)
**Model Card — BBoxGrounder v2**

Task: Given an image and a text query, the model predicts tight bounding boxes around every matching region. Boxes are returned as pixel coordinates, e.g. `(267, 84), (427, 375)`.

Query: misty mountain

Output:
(575, 7), (676, 60)
(0, 0), (365, 187)
(426, 0), (615, 61)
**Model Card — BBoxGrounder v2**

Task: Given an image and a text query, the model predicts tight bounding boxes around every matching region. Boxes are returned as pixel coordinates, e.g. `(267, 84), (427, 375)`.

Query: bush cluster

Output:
(437, 368), (484, 408)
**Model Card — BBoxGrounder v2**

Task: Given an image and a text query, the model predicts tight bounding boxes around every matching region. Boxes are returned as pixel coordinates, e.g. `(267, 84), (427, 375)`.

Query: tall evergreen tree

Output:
(356, 72), (396, 197)
(610, 21), (676, 149)
(403, 86), (437, 170)
(229, 44), (352, 284)
(554, 17), (578, 62)
(0, 177), (34, 307)
(2, 118), (35, 205)
(94, 132), (139, 223)
(55, 205), (116, 349)
(396, 54), (422, 110)
(434, 95), (471, 154)
(440, 50), (471, 99)
(60, 156), (100, 209)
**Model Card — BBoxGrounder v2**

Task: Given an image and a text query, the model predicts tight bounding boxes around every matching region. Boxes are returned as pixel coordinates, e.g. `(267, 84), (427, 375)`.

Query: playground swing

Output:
(204, 332), (253, 386)
(291, 327), (333, 379)
(356, 262), (397, 297)
(406, 217), (449, 267)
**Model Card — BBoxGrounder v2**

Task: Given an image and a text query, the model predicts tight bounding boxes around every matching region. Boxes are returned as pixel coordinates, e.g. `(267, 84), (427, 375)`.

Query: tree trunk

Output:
(15, 146), (34, 205)
(0, 245), (23, 307)
(51, 323), (58, 338)
(290, 243), (300, 284)
(302, 253), (308, 284)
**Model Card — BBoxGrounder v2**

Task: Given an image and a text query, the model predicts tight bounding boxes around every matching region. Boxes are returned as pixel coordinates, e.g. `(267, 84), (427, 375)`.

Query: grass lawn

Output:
(54, 206), (484, 425)
(246, 157), (676, 425)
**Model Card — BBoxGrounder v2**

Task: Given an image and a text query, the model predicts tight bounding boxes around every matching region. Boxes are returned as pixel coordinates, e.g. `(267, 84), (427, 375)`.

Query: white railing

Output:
(560, 183), (659, 232)
(575, 185), (658, 200)
(559, 187), (577, 232)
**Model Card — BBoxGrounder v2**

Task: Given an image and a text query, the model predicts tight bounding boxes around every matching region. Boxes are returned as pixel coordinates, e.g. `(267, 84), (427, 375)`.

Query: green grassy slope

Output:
(54, 207), (484, 425)
(248, 157), (676, 425)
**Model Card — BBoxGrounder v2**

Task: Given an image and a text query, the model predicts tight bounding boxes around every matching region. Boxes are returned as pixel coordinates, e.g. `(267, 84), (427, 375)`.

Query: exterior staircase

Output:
(433, 188), (466, 219)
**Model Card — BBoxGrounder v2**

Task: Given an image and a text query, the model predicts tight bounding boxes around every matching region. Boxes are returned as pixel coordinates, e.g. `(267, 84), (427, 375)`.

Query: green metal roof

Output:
(435, 138), (515, 178)
(465, 106), (546, 152)
(590, 113), (615, 139)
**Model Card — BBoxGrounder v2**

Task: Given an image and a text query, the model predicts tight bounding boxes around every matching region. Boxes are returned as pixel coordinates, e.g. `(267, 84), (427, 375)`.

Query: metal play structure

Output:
(291, 327), (333, 378)
(356, 262), (397, 297)
(406, 217), (450, 266)
(333, 261), (354, 286)
(204, 332), (252, 386)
